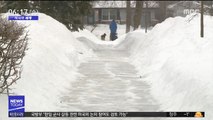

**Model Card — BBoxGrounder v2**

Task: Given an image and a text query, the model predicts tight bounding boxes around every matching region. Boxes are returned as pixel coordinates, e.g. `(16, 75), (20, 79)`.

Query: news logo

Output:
(8, 95), (25, 117)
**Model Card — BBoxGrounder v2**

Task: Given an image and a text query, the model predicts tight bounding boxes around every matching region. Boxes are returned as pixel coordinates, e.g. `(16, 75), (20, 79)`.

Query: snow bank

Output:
(0, 13), (94, 119)
(72, 25), (127, 50)
(72, 24), (146, 50)
(127, 14), (213, 119)
(84, 24), (128, 41)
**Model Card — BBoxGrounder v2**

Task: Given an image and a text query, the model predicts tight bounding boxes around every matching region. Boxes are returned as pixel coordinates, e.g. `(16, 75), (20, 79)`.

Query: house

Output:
(167, 1), (211, 17)
(84, 1), (160, 27)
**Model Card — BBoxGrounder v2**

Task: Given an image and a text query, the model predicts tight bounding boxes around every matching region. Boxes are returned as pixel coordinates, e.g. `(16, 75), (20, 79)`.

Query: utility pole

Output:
(145, 1), (148, 33)
(126, 1), (131, 33)
(211, 1), (213, 16)
(200, 1), (204, 38)
(133, 1), (142, 30)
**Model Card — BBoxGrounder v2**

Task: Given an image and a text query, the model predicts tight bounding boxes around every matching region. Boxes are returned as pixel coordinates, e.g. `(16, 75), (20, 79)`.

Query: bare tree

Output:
(0, 16), (28, 95)
(133, 1), (143, 30)
(201, 1), (204, 38)
(126, 0), (131, 33)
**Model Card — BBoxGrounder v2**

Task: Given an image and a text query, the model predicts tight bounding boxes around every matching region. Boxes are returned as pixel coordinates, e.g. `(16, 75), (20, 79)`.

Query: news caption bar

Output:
(9, 112), (205, 117)
(8, 16), (39, 20)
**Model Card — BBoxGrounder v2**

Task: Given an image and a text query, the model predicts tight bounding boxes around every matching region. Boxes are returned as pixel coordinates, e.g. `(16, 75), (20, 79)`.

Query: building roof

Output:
(167, 1), (211, 9)
(93, 1), (159, 9)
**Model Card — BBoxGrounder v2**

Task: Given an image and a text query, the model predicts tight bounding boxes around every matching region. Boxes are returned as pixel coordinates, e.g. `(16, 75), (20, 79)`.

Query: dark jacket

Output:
(109, 20), (117, 33)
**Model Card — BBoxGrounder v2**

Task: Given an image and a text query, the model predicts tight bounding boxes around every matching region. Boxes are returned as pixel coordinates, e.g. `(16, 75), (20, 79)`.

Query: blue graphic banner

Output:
(8, 16), (39, 20)
(8, 95), (25, 117)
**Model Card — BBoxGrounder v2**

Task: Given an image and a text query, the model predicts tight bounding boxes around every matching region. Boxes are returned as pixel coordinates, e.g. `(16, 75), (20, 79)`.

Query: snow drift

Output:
(72, 28), (127, 50)
(124, 14), (213, 119)
(72, 24), (138, 50)
(0, 13), (94, 119)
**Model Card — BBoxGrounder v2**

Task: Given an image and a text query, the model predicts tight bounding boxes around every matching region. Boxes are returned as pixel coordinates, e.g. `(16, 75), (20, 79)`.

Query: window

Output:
(102, 9), (117, 20)
(110, 9), (117, 20)
(102, 9), (109, 20)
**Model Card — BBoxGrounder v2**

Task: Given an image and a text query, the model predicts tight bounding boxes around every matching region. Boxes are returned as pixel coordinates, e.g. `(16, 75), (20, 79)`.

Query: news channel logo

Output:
(8, 95), (25, 117)
(183, 9), (200, 15)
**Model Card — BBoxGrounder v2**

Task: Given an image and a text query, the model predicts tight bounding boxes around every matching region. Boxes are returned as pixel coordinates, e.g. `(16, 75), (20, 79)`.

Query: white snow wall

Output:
(0, 13), (94, 120)
(126, 15), (213, 119)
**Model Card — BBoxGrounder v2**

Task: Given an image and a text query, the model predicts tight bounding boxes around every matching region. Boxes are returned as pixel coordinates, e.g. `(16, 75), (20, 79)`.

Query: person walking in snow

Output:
(109, 19), (118, 41)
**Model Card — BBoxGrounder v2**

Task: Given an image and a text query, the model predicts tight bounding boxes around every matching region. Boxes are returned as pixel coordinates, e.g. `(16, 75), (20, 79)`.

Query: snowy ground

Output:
(0, 13), (95, 119)
(57, 49), (161, 120)
(73, 14), (213, 120)
(0, 13), (212, 120)
(85, 24), (128, 41)
(125, 14), (213, 120)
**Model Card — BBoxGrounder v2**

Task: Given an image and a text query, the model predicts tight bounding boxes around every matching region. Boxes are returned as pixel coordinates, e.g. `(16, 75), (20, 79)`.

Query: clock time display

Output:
(7, 9), (39, 16)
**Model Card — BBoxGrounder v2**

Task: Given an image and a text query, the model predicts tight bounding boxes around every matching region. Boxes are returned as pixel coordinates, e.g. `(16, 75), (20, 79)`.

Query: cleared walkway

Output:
(59, 48), (161, 120)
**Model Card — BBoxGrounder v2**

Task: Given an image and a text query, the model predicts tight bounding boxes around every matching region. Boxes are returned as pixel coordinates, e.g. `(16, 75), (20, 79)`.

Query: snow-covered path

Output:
(59, 48), (161, 119)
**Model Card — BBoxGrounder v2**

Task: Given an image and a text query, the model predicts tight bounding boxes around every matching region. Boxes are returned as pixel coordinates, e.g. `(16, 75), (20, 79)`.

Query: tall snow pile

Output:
(0, 13), (94, 119)
(128, 14), (213, 119)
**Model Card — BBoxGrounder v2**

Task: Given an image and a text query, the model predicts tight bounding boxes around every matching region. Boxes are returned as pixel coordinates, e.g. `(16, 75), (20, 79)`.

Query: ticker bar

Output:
(13, 112), (205, 117)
